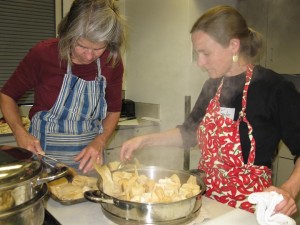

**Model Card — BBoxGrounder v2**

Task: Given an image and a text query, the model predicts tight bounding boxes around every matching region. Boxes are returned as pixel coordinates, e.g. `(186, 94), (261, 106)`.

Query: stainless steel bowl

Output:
(0, 184), (47, 225)
(85, 166), (206, 225)
(0, 145), (68, 207)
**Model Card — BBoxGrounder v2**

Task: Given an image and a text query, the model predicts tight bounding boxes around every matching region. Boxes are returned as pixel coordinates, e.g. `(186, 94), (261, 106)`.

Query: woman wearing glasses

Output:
(0, 0), (126, 173)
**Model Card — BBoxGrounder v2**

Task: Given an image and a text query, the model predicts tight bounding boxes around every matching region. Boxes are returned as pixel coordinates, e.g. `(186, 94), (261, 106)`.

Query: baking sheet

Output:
(48, 192), (87, 206)
(118, 118), (139, 126)
(47, 173), (98, 205)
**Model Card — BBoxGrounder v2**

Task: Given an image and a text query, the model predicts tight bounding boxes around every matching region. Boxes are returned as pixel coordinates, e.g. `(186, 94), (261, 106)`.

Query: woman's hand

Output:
(120, 136), (145, 161)
(74, 138), (105, 173)
(264, 185), (297, 216)
(120, 129), (183, 161)
(75, 112), (120, 173)
(15, 131), (44, 155)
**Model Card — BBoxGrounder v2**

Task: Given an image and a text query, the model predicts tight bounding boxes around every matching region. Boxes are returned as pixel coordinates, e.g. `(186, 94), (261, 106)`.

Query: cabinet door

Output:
(104, 147), (121, 163)
(106, 128), (135, 149)
(0, 135), (17, 146)
(275, 142), (299, 223)
(276, 157), (294, 186)
(237, 0), (269, 66)
(133, 125), (160, 137)
(104, 124), (160, 163)
(238, 0), (300, 73)
(276, 157), (300, 223)
(266, 0), (300, 73)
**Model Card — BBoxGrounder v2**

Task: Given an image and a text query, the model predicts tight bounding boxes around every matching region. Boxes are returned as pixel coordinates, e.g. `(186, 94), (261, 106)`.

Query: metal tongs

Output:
(37, 152), (67, 172)
(117, 157), (141, 170)
(37, 152), (69, 182)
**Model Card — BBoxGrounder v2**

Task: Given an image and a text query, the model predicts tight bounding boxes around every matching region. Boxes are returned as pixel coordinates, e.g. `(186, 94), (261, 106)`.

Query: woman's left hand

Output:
(74, 139), (105, 173)
(264, 185), (297, 216)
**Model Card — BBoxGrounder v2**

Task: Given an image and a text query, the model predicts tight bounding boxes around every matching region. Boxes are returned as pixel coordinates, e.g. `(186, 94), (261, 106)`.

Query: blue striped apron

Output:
(29, 59), (107, 167)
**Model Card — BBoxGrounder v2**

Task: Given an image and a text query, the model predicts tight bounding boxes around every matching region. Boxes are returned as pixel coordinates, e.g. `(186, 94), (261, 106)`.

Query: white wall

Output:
(124, 0), (237, 130)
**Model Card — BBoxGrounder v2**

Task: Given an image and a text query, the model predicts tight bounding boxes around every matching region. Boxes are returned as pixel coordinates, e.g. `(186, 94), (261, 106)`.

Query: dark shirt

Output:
(178, 66), (300, 168)
(1, 38), (124, 119)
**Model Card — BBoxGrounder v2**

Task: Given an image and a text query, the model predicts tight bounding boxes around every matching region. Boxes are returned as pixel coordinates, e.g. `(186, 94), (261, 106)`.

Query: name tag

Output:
(220, 107), (235, 120)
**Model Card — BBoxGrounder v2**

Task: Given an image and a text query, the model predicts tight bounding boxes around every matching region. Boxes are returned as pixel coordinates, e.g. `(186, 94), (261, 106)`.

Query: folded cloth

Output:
(248, 191), (296, 225)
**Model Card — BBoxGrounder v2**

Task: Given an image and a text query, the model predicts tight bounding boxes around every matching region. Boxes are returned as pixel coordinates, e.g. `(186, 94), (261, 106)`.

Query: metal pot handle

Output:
(84, 190), (114, 204)
(189, 169), (206, 179)
(36, 166), (69, 185)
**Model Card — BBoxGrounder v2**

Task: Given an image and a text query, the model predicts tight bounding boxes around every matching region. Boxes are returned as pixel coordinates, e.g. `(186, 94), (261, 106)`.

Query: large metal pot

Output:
(0, 184), (47, 225)
(85, 166), (206, 225)
(0, 145), (68, 207)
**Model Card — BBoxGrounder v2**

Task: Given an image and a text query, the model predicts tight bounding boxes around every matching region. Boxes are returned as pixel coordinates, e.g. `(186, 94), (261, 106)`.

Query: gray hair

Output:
(191, 5), (263, 63)
(57, 0), (126, 66)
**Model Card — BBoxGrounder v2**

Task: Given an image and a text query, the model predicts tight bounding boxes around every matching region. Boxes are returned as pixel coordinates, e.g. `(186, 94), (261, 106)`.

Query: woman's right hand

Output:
(0, 94), (44, 155)
(15, 131), (44, 155)
(120, 136), (145, 161)
(120, 128), (183, 161)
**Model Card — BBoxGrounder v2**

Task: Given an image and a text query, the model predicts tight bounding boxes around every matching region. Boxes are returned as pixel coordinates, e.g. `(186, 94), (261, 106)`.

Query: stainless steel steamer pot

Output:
(0, 145), (68, 207)
(0, 184), (47, 225)
(85, 166), (206, 225)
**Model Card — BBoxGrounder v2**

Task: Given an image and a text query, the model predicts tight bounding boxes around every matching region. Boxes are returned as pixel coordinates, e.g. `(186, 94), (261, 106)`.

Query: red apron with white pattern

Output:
(197, 64), (272, 212)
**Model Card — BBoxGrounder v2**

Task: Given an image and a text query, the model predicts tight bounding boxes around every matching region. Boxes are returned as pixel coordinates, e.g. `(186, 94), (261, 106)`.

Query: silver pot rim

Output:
(86, 166), (206, 205)
(85, 166), (206, 224)
(0, 146), (42, 190)
(0, 145), (69, 191)
(0, 184), (47, 217)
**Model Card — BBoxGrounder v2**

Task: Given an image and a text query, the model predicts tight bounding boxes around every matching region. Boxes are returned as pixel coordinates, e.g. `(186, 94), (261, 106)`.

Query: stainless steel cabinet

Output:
(0, 135), (17, 146)
(274, 143), (300, 223)
(237, 0), (269, 66)
(238, 0), (300, 74)
(266, 0), (300, 73)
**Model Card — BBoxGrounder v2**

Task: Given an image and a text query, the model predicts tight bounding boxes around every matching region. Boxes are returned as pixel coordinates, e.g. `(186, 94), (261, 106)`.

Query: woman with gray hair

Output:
(0, 0), (126, 173)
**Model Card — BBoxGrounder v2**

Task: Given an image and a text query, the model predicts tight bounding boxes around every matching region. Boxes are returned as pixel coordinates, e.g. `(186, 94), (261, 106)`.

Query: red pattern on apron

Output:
(197, 64), (272, 212)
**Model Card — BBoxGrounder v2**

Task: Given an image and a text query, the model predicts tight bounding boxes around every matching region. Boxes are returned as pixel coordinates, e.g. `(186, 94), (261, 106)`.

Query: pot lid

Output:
(0, 145), (42, 189)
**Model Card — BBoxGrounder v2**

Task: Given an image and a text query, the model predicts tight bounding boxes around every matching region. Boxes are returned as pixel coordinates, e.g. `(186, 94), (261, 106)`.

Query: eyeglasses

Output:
(75, 42), (107, 54)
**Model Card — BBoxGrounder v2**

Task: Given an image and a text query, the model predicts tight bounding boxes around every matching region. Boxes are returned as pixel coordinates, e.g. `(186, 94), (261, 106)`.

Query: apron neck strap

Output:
(96, 58), (101, 77)
(239, 64), (254, 118)
(67, 58), (101, 77)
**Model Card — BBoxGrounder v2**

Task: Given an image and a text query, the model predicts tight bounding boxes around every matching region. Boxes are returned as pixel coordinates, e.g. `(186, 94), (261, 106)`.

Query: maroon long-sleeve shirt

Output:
(1, 38), (124, 119)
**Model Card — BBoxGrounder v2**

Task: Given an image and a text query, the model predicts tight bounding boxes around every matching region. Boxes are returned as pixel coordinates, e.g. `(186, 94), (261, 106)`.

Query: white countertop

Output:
(45, 196), (259, 225)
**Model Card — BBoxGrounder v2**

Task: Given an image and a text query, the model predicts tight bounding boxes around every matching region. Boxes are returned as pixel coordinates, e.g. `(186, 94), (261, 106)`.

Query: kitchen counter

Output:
(45, 196), (259, 225)
(0, 118), (159, 148)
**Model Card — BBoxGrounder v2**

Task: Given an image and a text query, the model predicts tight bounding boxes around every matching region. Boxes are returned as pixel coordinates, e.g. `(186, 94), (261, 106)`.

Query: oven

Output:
(283, 74), (300, 92)
(43, 209), (61, 225)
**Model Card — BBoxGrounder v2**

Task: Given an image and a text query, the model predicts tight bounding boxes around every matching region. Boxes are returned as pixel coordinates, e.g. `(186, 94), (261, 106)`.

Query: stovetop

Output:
(43, 209), (61, 225)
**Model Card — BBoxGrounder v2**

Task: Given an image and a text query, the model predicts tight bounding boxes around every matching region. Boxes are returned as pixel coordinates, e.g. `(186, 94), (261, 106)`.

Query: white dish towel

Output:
(248, 191), (296, 225)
